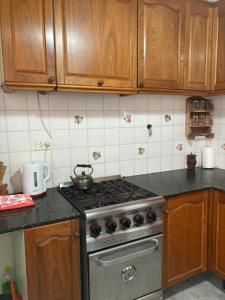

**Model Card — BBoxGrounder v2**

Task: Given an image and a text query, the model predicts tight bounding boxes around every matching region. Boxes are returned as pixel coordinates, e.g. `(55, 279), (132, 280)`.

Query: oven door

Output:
(89, 234), (163, 300)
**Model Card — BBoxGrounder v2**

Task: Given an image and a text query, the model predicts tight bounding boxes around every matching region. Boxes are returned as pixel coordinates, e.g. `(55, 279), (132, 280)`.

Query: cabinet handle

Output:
(73, 232), (80, 239)
(48, 76), (56, 84)
(139, 81), (145, 88)
(98, 80), (104, 87)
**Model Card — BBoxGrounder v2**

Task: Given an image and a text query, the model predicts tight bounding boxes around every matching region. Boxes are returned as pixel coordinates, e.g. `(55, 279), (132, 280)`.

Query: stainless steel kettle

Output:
(70, 164), (94, 190)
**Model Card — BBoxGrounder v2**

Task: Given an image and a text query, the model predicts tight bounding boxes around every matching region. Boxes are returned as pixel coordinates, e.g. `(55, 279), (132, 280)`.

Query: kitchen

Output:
(0, 0), (225, 299)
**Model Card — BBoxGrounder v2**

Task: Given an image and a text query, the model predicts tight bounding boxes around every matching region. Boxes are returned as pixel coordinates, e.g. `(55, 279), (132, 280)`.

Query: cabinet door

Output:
(212, 190), (225, 279)
(163, 191), (208, 288)
(211, 1), (225, 91)
(138, 0), (185, 91)
(54, 0), (137, 93)
(0, 0), (56, 90)
(25, 220), (81, 300)
(184, 0), (213, 91)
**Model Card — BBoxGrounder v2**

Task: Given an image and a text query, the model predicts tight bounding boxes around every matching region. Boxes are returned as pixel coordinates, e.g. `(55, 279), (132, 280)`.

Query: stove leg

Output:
(223, 280), (225, 290)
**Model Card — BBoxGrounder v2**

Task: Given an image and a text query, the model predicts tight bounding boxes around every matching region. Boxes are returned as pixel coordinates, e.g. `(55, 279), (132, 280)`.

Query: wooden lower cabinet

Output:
(25, 220), (81, 300)
(163, 190), (208, 288)
(212, 190), (225, 279)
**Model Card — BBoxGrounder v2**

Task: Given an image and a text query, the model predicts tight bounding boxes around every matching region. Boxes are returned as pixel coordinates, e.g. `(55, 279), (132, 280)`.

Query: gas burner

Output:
(59, 179), (157, 211)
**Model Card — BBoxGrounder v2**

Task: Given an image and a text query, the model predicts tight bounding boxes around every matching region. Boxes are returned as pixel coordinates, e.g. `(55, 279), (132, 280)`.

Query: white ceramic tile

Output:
(220, 110), (225, 124)
(134, 95), (148, 111)
(218, 154), (225, 169)
(0, 89), (5, 110)
(87, 94), (104, 110)
(148, 142), (161, 158)
(27, 92), (49, 110)
(71, 148), (89, 166)
(149, 126), (161, 142)
(50, 111), (69, 130)
(161, 156), (173, 172)
(148, 95), (162, 111)
(105, 128), (119, 145)
(213, 110), (220, 126)
(69, 110), (87, 129)
(104, 94), (120, 110)
(6, 111), (29, 131)
(173, 125), (185, 140)
(68, 93), (87, 110)
(0, 111), (6, 131)
(8, 131), (30, 152)
(120, 128), (134, 144)
(174, 141), (185, 155)
(70, 129), (88, 148)
(162, 111), (173, 126)
(105, 162), (120, 176)
(105, 145), (119, 163)
(135, 127), (148, 143)
(174, 96), (186, 110)
(104, 111), (120, 128)
(52, 130), (70, 149)
(49, 92), (68, 110)
(173, 155), (185, 170)
(52, 167), (71, 186)
(134, 159), (148, 175)
(162, 95), (174, 110)
(5, 92), (28, 110)
(220, 125), (225, 139)
(9, 152), (31, 174)
(134, 144), (147, 159)
(185, 140), (196, 154)
(196, 139), (207, 153)
(149, 111), (162, 126)
(120, 160), (134, 177)
(148, 157), (161, 173)
(31, 150), (51, 165)
(120, 111), (134, 127)
(134, 112), (148, 127)
(28, 110), (50, 131)
(91, 164), (105, 178)
(29, 130), (51, 151)
(89, 147), (104, 164)
(173, 111), (185, 125)
(88, 129), (104, 146)
(161, 126), (173, 141)
(161, 141), (174, 157)
(120, 96), (134, 111)
(87, 111), (104, 128)
(52, 149), (71, 168)
(120, 145), (134, 161)
(0, 132), (8, 152)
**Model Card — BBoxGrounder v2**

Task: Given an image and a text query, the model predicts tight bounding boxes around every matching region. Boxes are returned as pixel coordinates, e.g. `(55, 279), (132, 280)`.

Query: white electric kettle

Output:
(21, 162), (51, 197)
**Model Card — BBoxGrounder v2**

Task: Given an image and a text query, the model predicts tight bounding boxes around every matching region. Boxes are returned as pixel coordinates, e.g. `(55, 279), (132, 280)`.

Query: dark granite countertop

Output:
(0, 188), (80, 235)
(125, 168), (225, 198)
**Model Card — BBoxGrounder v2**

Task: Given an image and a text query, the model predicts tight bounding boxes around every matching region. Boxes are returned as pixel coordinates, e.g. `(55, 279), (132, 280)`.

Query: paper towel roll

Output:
(202, 145), (214, 169)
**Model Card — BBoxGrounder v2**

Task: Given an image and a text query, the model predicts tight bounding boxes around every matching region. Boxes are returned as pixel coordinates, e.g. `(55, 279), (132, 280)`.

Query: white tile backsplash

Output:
(0, 90), (223, 193)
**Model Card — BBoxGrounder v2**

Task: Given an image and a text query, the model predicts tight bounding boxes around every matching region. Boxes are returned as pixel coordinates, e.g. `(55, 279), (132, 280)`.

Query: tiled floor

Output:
(164, 273), (225, 300)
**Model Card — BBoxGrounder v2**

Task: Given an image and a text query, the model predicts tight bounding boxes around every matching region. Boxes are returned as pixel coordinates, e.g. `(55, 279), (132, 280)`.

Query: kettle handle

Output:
(43, 164), (51, 182)
(74, 164), (93, 177)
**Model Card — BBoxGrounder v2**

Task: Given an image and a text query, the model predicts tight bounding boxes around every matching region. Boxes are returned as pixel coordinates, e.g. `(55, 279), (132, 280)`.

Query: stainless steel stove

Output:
(59, 177), (164, 300)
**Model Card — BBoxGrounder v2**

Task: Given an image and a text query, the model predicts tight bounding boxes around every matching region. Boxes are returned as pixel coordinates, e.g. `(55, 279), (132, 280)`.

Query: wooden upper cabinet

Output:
(0, 0), (56, 91)
(54, 0), (137, 94)
(25, 220), (81, 300)
(163, 191), (208, 288)
(212, 190), (225, 279)
(211, 1), (225, 91)
(184, 0), (213, 91)
(138, 0), (185, 91)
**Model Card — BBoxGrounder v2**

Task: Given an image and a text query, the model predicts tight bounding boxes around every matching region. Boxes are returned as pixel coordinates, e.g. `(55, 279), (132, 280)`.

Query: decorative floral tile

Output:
(221, 143), (225, 151)
(164, 114), (172, 123)
(92, 151), (101, 160)
(74, 115), (84, 125)
(138, 147), (146, 156)
(176, 143), (183, 152)
(123, 113), (132, 123)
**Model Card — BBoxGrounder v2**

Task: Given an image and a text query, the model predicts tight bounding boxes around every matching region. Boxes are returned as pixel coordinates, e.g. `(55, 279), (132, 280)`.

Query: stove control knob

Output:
(146, 210), (157, 224)
(120, 217), (131, 229)
(105, 220), (117, 234)
(133, 214), (144, 226)
(90, 223), (101, 238)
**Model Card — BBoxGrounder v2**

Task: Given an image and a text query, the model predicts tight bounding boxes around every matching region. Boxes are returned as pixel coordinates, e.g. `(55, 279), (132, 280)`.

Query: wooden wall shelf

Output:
(186, 96), (214, 140)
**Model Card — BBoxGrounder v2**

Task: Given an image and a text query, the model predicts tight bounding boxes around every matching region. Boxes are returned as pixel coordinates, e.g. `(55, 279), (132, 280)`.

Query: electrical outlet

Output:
(35, 140), (51, 151)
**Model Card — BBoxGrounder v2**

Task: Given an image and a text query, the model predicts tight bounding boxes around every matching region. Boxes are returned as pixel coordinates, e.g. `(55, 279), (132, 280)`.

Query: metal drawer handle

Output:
(95, 239), (159, 267)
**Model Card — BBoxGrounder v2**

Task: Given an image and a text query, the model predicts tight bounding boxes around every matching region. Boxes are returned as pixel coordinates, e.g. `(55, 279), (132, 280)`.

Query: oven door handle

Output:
(95, 238), (159, 267)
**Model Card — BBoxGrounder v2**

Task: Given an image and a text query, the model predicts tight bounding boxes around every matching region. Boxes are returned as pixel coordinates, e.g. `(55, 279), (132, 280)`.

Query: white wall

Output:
(0, 89), (222, 193)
